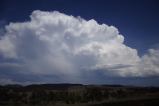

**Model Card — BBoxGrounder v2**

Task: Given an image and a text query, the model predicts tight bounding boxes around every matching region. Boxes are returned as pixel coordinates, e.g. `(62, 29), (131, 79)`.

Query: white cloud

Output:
(0, 10), (159, 83)
(139, 49), (159, 76)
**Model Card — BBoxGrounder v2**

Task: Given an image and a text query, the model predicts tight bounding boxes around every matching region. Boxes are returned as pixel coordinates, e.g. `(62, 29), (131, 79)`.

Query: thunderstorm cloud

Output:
(0, 10), (159, 84)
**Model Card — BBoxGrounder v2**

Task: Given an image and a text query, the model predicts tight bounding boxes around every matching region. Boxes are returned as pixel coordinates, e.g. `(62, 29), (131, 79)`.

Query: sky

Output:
(0, 0), (159, 86)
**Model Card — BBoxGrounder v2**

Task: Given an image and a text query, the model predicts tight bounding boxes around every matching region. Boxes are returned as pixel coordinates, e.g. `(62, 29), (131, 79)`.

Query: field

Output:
(0, 84), (159, 106)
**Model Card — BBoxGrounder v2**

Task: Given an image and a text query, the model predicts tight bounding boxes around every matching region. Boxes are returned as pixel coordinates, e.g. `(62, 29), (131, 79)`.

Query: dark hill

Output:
(0, 84), (159, 106)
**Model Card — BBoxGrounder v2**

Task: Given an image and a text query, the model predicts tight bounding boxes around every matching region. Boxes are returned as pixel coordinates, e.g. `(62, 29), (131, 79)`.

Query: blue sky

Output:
(0, 0), (159, 86)
(1, 0), (159, 55)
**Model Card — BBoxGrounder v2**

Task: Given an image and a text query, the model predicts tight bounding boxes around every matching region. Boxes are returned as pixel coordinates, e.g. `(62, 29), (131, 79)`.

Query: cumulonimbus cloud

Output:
(0, 10), (159, 84)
